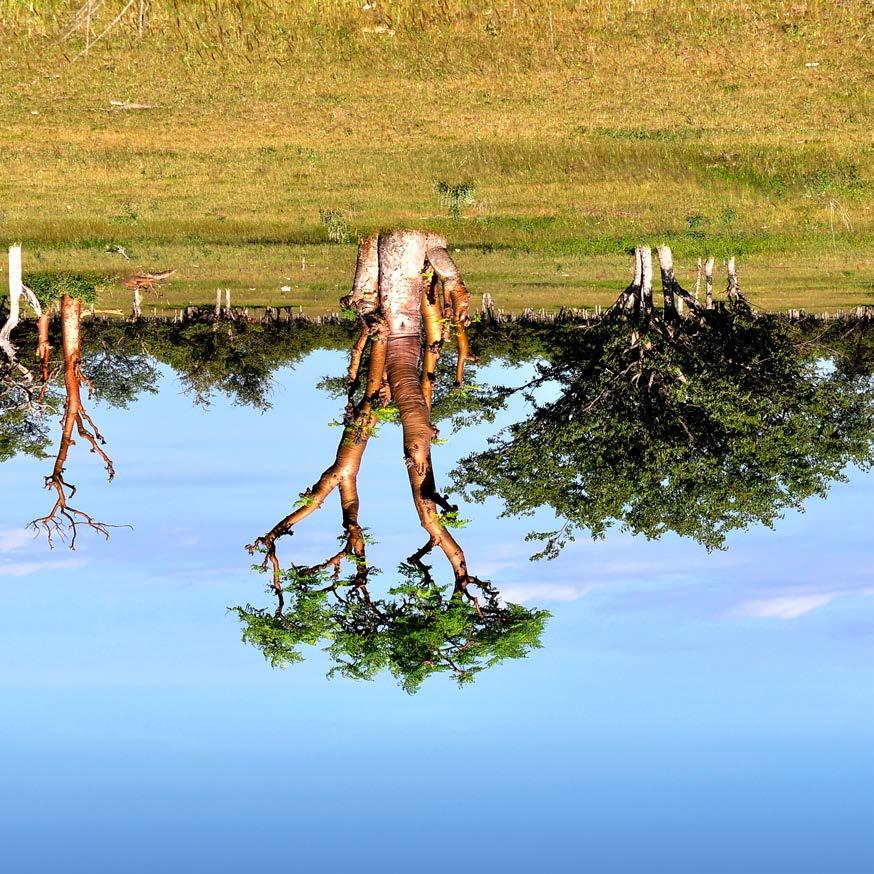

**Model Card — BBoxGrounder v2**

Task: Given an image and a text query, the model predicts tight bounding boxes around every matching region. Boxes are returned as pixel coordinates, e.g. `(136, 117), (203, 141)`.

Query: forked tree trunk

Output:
(248, 333), (388, 592)
(251, 229), (478, 593)
(0, 244), (42, 363)
(29, 295), (114, 548)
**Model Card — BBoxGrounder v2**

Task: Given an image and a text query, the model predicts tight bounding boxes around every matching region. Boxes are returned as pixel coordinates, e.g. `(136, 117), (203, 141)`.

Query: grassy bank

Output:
(1, 1), (871, 313)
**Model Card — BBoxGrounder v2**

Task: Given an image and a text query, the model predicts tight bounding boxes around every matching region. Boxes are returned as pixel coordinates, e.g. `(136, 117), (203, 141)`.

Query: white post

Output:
(640, 246), (653, 312)
(694, 257), (702, 301)
(225, 288), (231, 314)
(215, 288), (222, 318)
(656, 245), (677, 315)
(726, 256), (741, 303)
(0, 244), (25, 361)
(705, 256), (715, 309)
(131, 287), (142, 320)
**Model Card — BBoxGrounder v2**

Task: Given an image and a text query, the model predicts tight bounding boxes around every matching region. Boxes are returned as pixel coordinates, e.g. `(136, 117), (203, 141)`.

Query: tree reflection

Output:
(233, 561), (548, 694)
(22, 276), (120, 547)
(453, 247), (874, 557)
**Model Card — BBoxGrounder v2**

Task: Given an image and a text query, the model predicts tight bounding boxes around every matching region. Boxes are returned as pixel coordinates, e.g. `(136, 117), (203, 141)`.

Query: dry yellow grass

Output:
(1, 1), (871, 313)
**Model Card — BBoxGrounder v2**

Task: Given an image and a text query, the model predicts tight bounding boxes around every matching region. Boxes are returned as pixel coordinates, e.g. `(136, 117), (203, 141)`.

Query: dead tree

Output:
(705, 256), (715, 309)
(29, 295), (116, 548)
(656, 246), (706, 322)
(726, 256), (748, 308)
(0, 245), (43, 364)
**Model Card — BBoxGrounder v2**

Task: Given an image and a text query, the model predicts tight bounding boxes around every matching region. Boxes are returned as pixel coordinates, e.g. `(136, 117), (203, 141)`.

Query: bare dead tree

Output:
(726, 256), (748, 307)
(1, 245), (43, 365)
(705, 256), (715, 309)
(28, 296), (116, 549)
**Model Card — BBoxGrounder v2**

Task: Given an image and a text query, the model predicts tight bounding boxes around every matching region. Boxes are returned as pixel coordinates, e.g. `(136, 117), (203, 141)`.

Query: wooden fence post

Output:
(705, 256), (715, 309)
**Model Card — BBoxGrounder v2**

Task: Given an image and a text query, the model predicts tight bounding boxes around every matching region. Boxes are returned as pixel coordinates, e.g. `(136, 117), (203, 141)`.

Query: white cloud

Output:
(0, 528), (32, 553)
(499, 583), (592, 604)
(0, 527), (86, 576)
(0, 558), (85, 577)
(733, 593), (836, 620)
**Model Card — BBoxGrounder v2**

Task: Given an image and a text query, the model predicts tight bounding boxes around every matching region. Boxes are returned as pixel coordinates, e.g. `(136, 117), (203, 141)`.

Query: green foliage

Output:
(24, 271), (111, 306)
(435, 181), (476, 218)
(0, 367), (59, 462)
(81, 315), (357, 409)
(319, 208), (350, 243)
(231, 561), (549, 693)
(435, 509), (470, 529)
(81, 342), (159, 409)
(454, 307), (874, 557)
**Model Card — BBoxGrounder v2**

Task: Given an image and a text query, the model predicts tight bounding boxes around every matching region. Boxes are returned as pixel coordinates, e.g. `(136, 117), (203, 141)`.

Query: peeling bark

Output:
(379, 231), (474, 586)
(726, 256), (747, 306)
(657, 246), (706, 321)
(341, 231), (380, 326)
(420, 272), (443, 410)
(251, 228), (480, 596)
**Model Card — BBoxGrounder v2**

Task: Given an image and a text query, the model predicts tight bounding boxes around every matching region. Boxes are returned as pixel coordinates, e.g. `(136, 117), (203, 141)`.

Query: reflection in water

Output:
(454, 247), (874, 557)
(1, 246), (872, 689)
(233, 561), (549, 694)
(3, 275), (123, 546)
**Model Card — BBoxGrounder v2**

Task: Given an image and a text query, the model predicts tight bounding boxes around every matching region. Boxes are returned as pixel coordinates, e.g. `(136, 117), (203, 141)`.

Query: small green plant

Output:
(435, 181), (475, 218)
(374, 405), (399, 424)
(319, 208), (350, 243)
(293, 492), (315, 509)
(435, 509), (470, 529)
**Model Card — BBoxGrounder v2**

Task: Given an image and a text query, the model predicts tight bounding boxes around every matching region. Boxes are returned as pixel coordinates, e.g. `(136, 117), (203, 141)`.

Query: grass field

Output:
(1, 1), (872, 314)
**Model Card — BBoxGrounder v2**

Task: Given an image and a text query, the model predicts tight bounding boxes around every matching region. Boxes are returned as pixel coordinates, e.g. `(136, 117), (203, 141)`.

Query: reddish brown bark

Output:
(29, 296), (115, 548)
(378, 231), (474, 587)
(426, 242), (477, 385)
(420, 273), (443, 410)
(36, 312), (51, 388)
(247, 333), (388, 592)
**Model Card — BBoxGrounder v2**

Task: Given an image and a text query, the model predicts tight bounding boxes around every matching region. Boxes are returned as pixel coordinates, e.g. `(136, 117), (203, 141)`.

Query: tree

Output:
(241, 230), (549, 689)
(24, 274), (118, 548)
(453, 247), (874, 557)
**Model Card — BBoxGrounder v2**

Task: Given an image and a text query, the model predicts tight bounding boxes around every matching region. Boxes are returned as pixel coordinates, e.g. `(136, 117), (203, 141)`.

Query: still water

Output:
(1, 337), (872, 873)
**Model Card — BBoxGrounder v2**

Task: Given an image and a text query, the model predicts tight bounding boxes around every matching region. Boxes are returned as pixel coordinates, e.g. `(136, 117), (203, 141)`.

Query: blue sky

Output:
(0, 351), (871, 873)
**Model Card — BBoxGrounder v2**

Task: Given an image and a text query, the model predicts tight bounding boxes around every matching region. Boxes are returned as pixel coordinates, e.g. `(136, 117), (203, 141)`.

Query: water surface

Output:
(1, 345), (872, 873)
